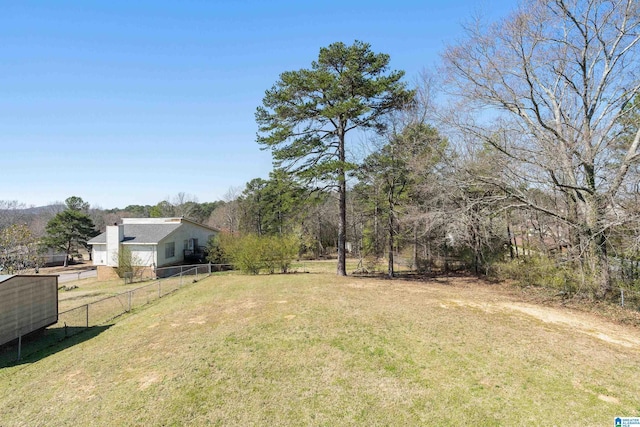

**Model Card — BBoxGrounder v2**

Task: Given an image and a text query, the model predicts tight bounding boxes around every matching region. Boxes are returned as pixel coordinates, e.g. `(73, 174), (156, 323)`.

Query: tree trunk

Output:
(412, 221), (418, 270)
(507, 221), (514, 260)
(472, 228), (479, 275)
(373, 192), (380, 257)
(337, 176), (347, 276)
(387, 198), (395, 278)
(581, 227), (611, 298)
(316, 209), (322, 259)
(337, 130), (347, 276)
(590, 212), (611, 298)
(64, 241), (70, 267)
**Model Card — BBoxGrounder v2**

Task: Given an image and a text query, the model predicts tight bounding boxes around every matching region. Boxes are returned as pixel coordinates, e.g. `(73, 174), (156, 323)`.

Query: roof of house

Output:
(88, 218), (217, 246)
(89, 223), (182, 245)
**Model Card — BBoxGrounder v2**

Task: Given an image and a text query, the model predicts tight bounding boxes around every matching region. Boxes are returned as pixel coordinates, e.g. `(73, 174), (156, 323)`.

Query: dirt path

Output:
(384, 276), (640, 351)
(499, 302), (640, 349)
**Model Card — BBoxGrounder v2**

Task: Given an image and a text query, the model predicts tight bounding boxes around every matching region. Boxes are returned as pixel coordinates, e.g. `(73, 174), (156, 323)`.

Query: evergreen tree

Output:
(43, 197), (97, 267)
(257, 40), (413, 275)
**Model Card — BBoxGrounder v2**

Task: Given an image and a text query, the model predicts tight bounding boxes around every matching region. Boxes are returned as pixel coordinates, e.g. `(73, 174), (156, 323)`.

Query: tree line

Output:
(1, 0), (638, 302)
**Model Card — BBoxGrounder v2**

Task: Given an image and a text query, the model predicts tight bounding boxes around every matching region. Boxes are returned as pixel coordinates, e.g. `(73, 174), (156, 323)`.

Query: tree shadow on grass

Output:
(351, 270), (500, 286)
(0, 325), (112, 368)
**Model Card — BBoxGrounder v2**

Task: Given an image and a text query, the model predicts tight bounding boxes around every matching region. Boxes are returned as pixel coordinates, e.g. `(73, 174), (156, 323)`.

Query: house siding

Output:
(157, 223), (215, 267)
(127, 245), (156, 267)
(92, 244), (108, 266)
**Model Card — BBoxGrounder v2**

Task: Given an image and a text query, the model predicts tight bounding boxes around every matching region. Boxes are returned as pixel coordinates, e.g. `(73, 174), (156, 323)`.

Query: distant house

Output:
(40, 247), (68, 266)
(0, 275), (58, 347)
(88, 218), (217, 279)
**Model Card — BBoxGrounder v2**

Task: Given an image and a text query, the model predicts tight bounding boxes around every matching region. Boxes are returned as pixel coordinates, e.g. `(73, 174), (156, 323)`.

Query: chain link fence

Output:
(609, 257), (640, 310)
(0, 265), (218, 365)
(616, 287), (640, 310)
(155, 263), (230, 278)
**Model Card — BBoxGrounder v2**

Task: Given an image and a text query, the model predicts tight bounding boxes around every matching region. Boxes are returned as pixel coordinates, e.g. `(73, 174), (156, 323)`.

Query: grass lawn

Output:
(57, 276), (142, 312)
(1, 265), (639, 425)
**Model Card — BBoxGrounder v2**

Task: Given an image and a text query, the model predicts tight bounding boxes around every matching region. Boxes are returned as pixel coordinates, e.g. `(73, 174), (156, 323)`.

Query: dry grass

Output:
(57, 276), (140, 312)
(57, 271), (201, 312)
(1, 267), (639, 426)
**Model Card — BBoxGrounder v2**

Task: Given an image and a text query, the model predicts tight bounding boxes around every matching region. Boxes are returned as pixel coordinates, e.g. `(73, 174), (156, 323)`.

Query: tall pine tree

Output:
(257, 41), (413, 275)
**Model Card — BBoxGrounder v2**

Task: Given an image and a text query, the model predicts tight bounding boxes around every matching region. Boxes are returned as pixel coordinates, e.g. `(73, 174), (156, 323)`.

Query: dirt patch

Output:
(598, 394), (620, 404)
(138, 373), (163, 390)
(441, 299), (499, 314)
(188, 316), (207, 325)
(37, 263), (94, 275)
(389, 275), (640, 351)
(501, 302), (640, 349)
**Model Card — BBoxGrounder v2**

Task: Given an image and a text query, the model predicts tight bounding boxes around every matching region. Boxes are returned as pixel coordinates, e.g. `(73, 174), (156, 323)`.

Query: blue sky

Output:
(0, 0), (516, 209)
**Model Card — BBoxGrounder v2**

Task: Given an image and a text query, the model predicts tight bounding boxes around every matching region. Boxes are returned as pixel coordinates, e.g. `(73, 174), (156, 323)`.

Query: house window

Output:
(165, 242), (175, 259)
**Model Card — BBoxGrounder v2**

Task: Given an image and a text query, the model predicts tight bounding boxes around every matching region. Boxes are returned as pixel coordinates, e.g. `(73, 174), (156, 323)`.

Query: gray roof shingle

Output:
(88, 223), (182, 245)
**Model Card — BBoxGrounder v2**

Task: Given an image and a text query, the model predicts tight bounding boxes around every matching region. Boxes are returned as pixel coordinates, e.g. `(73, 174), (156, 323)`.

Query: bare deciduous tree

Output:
(0, 224), (39, 273)
(443, 0), (640, 297)
(171, 192), (199, 219)
(0, 200), (28, 231)
(208, 187), (242, 233)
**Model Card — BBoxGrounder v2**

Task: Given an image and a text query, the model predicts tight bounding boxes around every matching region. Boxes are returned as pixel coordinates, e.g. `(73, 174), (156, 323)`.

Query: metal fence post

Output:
(621, 289), (624, 307)
(17, 335), (22, 361)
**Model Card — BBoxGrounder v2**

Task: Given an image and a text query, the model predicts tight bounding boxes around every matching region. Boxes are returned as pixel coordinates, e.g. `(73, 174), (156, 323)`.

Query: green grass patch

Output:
(1, 268), (638, 425)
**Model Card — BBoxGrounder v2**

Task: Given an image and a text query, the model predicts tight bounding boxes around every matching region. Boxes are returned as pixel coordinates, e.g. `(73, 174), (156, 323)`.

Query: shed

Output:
(0, 275), (58, 347)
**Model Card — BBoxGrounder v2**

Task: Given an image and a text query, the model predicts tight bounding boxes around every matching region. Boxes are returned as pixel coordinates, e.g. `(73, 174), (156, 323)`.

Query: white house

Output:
(88, 218), (217, 279)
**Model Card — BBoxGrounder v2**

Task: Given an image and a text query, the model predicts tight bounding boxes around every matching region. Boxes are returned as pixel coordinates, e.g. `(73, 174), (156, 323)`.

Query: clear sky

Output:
(1, 0), (516, 209)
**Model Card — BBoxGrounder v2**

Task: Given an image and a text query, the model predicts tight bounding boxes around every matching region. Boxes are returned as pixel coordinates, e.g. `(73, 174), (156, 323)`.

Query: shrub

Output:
(113, 246), (145, 282)
(230, 234), (265, 275)
(206, 235), (228, 264)
(219, 233), (299, 275)
(415, 257), (434, 273)
(262, 234), (299, 273)
(492, 255), (580, 295)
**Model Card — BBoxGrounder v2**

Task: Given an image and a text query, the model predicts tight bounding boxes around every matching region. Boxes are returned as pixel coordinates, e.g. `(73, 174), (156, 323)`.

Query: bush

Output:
(415, 257), (434, 273)
(263, 235), (299, 273)
(492, 255), (580, 295)
(227, 234), (264, 274)
(113, 246), (145, 282)
(206, 235), (228, 264)
(219, 233), (300, 275)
